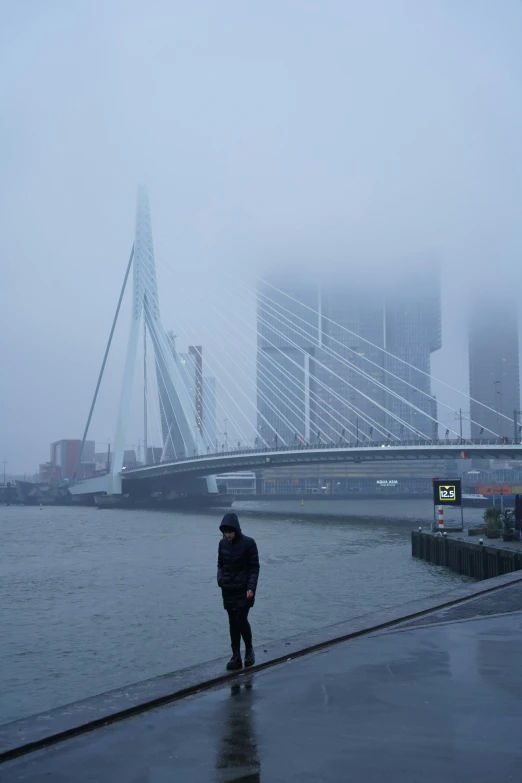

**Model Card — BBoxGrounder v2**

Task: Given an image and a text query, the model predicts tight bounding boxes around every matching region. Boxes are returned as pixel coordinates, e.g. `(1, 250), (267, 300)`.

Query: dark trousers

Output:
(227, 607), (252, 651)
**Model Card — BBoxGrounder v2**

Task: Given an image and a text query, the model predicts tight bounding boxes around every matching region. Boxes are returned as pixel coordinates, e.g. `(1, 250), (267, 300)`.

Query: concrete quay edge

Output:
(2, 570), (522, 764)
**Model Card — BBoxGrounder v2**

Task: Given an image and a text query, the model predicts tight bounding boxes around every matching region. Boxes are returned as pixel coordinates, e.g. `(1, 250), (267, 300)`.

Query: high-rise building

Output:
(159, 340), (217, 456)
(383, 263), (441, 440)
(469, 297), (520, 439)
(146, 446), (163, 464)
(316, 282), (387, 443)
(203, 376), (217, 451)
(256, 262), (441, 444)
(188, 345), (203, 435)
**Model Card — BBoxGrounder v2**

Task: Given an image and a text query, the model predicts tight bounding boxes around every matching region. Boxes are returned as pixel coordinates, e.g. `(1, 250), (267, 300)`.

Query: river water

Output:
(0, 499), (471, 725)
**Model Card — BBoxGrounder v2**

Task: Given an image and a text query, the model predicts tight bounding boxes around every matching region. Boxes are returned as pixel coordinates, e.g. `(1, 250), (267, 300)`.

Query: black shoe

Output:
(244, 645), (255, 668)
(226, 653), (243, 671)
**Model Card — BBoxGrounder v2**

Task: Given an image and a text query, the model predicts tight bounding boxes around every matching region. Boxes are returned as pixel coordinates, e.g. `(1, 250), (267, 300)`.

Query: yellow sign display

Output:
(438, 485), (456, 501)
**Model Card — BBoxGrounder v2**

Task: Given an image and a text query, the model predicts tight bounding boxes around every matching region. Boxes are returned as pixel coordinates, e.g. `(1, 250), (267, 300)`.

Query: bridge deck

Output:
(121, 440), (522, 482)
(68, 441), (522, 496)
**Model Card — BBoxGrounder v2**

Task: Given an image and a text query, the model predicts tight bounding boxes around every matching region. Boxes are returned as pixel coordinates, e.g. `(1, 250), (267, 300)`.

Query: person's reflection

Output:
(216, 677), (261, 782)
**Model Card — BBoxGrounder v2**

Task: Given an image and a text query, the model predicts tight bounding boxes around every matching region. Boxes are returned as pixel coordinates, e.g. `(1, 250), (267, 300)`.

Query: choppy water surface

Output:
(0, 500), (470, 724)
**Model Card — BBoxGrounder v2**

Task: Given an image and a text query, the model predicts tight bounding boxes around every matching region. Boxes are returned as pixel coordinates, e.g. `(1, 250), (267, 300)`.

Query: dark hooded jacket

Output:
(217, 513), (260, 610)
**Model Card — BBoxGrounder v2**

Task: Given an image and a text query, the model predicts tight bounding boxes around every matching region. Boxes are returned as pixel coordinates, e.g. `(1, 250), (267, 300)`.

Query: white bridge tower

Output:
(71, 186), (217, 498)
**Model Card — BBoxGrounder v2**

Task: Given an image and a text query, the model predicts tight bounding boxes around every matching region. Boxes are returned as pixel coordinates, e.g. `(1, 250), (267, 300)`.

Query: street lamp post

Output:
(448, 409), (469, 441)
(223, 419), (228, 451)
(514, 410), (522, 443)
(493, 380), (502, 437)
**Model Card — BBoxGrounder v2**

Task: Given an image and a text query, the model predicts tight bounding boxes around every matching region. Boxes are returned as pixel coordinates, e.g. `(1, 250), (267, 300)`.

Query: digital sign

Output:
(433, 479), (462, 506)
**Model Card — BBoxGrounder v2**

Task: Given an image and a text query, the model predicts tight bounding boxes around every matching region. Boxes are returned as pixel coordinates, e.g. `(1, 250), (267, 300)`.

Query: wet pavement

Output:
(395, 579), (522, 630)
(3, 585), (522, 782)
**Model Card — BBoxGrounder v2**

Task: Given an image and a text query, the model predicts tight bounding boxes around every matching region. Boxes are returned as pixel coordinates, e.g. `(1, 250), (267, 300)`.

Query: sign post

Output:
(432, 479), (463, 531)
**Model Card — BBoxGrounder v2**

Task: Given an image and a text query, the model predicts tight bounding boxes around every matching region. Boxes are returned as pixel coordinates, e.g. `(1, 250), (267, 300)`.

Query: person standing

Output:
(217, 512), (260, 670)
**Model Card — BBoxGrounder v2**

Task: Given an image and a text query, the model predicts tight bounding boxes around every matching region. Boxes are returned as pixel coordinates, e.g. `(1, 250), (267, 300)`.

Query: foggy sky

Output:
(1, 0), (521, 474)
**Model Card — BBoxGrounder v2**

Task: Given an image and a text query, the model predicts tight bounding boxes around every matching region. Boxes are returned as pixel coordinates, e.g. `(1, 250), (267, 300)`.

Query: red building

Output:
(48, 440), (95, 481)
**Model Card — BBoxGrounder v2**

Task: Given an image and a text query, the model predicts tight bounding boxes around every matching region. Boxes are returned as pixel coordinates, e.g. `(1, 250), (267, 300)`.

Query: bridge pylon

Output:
(72, 187), (217, 499)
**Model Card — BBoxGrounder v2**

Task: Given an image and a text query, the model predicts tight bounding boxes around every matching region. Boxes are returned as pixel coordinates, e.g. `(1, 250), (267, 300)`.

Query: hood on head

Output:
(220, 512), (241, 535)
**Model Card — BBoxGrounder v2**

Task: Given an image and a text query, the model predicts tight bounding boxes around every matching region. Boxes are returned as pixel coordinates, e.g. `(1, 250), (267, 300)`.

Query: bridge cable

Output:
(149, 254), (399, 443)
(251, 283), (499, 438)
(149, 254), (386, 445)
(225, 273), (496, 439)
(225, 273), (461, 439)
(195, 293), (353, 444)
(141, 232), (446, 443)
(251, 285), (463, 438)
(138, 274), (218, 456)
(73, 244), (134, 483)
(140, 275), (236, 455)
(140, 268), (271, 451)
(181, 282), (361, 444)
(248, 272), (514, 426)
(139, 265), (260, 451)
(245, 294), (427, 440)
(136, 226), (256, 450)
(201, 294), (366, 444)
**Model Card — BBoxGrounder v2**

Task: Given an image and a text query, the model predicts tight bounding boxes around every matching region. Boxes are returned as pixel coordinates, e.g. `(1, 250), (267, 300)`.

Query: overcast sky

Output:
(1, 0), (521, 474)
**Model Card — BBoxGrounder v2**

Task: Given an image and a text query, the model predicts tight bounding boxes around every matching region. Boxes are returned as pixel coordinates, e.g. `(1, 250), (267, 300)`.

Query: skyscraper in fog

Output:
(383, 263), (441, 440)
(469, 297), (520, 439)
(315, 282), (387, 443)
(256, 262), (441, 444)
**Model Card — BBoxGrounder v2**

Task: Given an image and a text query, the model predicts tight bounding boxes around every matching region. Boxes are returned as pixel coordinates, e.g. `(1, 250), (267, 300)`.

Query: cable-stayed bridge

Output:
(69, 188), (522, 505)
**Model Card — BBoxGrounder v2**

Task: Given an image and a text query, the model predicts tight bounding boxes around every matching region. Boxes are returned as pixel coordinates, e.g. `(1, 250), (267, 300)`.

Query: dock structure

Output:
(412, 529), (522, 579)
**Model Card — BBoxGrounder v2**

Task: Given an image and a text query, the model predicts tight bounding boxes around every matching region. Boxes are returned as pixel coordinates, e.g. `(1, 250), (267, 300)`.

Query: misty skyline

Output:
(1, 1), (522, 474)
